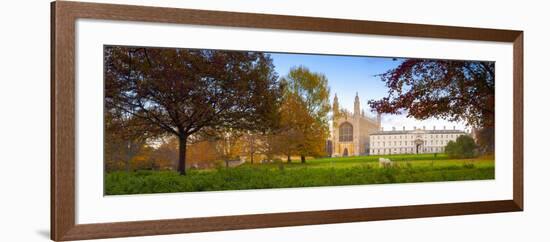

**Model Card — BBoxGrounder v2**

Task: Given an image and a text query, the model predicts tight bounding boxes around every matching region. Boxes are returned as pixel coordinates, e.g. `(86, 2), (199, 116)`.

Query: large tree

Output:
(275, 92), (309, 162)
(105, 46), (281, 175)
(368, 59), (495, 151)
(368, 59), (494, 128)
(279, 66), (330, 163)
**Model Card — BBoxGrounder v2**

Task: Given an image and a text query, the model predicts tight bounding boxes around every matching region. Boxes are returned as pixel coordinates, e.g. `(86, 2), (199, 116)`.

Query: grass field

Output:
(105, 154), (495, 195)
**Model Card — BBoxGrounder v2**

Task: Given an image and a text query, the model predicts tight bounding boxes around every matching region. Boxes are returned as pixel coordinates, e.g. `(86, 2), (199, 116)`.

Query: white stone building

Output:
(369, 126), (467, 155)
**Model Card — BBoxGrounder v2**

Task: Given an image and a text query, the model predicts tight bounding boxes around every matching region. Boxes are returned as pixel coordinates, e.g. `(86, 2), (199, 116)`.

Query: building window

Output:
(339, 123), (353, 142)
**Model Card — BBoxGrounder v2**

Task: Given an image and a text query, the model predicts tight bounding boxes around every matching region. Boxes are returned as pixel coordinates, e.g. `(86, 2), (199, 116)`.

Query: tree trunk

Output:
(125, 141), (132, 172)
(250, 138), (254, 164)
(287, 154), (291, 163)
(300, 155), (306, 163)
(178, 136), (187, 175)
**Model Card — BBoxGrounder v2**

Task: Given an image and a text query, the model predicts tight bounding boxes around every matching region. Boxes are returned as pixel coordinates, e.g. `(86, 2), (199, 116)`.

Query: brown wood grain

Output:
(51, 1), (524, 241)
(51, 1), (77, 240)
(61, 200), (520, 241)
(513, 33), (524, 210)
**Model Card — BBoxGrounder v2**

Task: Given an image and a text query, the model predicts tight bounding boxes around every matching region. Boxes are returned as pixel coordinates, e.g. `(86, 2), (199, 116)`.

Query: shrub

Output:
(445, 135), (477, 158)
(462, 162), (475, 169)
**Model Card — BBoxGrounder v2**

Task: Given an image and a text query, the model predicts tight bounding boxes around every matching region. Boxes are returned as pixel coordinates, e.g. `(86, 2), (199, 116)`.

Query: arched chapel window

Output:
(339, 123), (353, 142)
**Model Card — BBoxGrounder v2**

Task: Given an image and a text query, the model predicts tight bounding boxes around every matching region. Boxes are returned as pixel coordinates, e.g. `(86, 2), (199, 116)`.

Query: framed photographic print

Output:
(51, 1), (523, 241)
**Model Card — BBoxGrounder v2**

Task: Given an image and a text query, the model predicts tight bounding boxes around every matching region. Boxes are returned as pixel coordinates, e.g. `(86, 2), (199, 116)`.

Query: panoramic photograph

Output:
(103, 45), (495, 195)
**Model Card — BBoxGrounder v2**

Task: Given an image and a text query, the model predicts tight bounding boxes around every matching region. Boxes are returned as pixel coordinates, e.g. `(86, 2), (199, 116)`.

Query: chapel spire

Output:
(333, 93), (340, 116)
(354, 92), (360, 116)
(332, 93), (340, 129)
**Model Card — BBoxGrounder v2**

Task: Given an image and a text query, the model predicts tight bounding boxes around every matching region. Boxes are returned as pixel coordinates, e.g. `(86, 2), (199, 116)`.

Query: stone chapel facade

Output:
(330, 93), (381, 157)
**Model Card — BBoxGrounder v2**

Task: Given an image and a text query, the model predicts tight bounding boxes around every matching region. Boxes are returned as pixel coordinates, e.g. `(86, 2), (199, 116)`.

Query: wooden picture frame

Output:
(51, 1), (523, 241)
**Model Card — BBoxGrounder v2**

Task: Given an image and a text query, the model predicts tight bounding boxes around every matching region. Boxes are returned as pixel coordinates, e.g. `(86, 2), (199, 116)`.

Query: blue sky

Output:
(268, 52), (467, 131)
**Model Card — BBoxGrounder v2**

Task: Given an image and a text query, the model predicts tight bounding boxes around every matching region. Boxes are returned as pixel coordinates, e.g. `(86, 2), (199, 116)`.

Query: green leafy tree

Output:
(445, 135), (477, 158)
(279, 66), (330, 163)
(274, 92), (309, 162)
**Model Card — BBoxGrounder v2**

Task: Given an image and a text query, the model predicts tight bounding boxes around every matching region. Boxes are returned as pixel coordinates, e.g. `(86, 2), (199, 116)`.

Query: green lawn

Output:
(105, 154), (495, 195)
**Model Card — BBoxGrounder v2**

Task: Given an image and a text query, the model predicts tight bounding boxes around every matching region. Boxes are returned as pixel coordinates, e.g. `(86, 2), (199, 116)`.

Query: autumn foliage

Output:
(104, 46), (282, 174)
(277, 66), (331, 162)
(368, 59), (494, 128)
(104, 47), (333, 174)
(368, 59), (495, 152)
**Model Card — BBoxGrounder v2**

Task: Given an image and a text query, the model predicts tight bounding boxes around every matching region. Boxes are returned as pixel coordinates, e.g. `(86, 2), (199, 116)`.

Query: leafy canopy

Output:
(104, 46), (282, 174)
(368, 59), (495, 128)
(275, 66), (331, 160)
